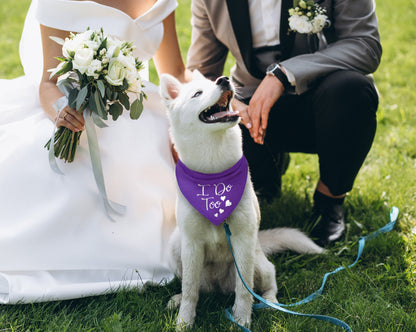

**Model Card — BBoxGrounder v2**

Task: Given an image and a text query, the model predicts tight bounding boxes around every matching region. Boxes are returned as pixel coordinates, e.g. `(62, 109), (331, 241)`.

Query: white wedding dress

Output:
(0, 0), (178, 304)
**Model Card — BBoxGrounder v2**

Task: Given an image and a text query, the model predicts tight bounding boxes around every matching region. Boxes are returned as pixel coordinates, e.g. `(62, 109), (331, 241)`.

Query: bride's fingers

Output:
(69, 108), (85, 125)
(237, 108), (252, 129)
(57, 108), (84, 132)
(65, 107), (85, 126)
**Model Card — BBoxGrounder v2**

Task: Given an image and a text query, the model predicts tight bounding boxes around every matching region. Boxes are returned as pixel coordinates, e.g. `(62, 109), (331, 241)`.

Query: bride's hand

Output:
(56, 106), (85, 132)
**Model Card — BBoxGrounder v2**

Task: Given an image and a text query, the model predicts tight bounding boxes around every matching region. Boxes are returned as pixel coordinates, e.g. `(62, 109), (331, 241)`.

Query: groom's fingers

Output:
(247, 99), (264, 144)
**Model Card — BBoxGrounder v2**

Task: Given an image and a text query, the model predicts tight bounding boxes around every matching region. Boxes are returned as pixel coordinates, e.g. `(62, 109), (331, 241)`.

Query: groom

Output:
(186, 0), (382, 245)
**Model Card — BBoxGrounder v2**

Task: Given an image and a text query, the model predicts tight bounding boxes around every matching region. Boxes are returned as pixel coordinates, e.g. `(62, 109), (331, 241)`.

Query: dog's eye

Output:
(192, 91), (203, 98)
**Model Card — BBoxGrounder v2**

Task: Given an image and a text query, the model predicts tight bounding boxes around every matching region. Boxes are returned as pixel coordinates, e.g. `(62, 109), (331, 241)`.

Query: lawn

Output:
(0, 0), (415, 331)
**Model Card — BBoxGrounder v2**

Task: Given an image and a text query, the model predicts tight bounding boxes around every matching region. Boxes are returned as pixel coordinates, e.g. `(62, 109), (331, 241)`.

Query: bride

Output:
(0, 0), (189, 304)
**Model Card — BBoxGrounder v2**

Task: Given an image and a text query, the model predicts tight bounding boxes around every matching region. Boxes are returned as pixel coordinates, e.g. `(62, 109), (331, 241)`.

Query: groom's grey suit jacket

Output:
(186, 0), (382, 97)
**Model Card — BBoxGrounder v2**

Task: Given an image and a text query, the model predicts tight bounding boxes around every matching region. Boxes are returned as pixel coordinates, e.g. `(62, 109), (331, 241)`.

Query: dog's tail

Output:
(258, 228), (325, 255)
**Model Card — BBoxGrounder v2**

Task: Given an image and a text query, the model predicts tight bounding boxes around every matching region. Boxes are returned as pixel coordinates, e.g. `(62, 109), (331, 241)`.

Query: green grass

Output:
(1, 0), (416, 331)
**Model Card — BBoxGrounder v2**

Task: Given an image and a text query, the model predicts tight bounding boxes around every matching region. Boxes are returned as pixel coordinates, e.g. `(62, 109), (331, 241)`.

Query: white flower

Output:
(106, 37), (124, 57)
(288, 0), (328, 34)
(289, 15), (313, 34)
(104, 58), (126, 86)
(62, 37), (83, 59)
(85, 59), (103, 79)
(312, 14), (328, 33)
(84, 39), (101, 52)
(72, 47), (95, 74)
(114, 54), (138, 87)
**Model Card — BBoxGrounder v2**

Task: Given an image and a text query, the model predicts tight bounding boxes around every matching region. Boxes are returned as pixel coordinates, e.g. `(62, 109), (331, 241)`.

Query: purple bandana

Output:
(175, 156), (248, 226)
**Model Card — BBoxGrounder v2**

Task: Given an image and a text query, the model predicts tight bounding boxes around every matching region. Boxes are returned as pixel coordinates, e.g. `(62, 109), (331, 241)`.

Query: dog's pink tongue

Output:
(213, 110), (238, 119)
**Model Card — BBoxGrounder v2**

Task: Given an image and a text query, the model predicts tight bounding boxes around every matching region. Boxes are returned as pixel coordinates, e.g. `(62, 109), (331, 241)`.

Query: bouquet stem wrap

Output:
(48, 93), (126, 221)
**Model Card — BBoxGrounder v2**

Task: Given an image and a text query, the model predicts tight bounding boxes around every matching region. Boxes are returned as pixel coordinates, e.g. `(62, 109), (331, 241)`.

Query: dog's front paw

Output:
(175, 314), (194, 331)
(167, 293), (182, 310)
(175, 301), (197, 331)
(232, 304), (252, 328)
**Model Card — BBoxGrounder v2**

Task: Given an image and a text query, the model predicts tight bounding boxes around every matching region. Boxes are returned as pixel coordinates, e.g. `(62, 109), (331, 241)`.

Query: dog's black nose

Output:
(215, 76), (230, 88)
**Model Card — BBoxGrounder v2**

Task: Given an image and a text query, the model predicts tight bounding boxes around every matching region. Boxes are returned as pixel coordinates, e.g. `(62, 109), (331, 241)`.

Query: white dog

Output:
(160, 71), (324, 330)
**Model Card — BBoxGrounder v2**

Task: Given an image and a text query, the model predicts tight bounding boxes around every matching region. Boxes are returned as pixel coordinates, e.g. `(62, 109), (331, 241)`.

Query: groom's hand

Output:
(248, 75), (284, 145)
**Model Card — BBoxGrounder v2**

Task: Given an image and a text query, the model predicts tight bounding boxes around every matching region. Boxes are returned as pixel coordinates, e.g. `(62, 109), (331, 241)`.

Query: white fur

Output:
(160, 72), (324, 330)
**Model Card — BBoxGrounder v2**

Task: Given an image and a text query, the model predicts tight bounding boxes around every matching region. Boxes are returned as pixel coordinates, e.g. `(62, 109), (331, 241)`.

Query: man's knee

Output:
(315, 70), (379, 121)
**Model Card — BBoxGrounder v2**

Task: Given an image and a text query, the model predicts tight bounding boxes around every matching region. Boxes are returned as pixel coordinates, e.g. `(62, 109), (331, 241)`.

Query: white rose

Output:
(84, 39), (101, 52)
(85, 59), (103, 79)
(289, 15), (313, 34)
(107, 37), (124, 58)
(126, 69), (141, 91)
(312, 14), (328, 33)
(72, 47), (95, 74)
(104, 59), (126, 86)
(115, 54), (137, 85)
(119, 54), (136, 72)
(62, 37), (84, 58)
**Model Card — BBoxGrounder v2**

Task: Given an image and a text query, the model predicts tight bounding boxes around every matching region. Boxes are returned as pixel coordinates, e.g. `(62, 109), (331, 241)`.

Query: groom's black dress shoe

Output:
(309, 190), (346, 246)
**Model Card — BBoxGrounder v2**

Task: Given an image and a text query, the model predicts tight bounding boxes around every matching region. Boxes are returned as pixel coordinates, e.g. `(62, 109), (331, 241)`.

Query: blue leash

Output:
(223, 206), (399, 331)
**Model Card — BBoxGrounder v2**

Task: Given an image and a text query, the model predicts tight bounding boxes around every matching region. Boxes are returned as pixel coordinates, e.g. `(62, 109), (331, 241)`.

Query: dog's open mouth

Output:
(198, 90), (239, 124)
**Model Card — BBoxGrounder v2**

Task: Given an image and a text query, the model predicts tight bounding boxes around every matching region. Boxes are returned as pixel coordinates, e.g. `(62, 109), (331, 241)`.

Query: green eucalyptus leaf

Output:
(122, 78), (129, 90)
(118, 92), (130, 110)
(56, 78), (74, 96)
(94, 89), (107, 120)
(88, 93), (98, 115)
(130, 99), (143, 120)
(97, 80), (105, 98)
(68, 88), (79, 109)
(108, 102), (123, 121)
(105, 86), (113, 100)
(76, 85), (89, 110)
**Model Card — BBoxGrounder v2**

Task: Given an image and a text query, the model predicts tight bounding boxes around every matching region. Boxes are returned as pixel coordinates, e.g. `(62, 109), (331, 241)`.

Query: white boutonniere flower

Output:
(288, 0), (329, 34)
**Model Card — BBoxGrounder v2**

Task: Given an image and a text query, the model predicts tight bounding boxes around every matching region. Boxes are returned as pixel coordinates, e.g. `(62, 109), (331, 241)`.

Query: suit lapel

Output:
(226, 0), (296, 76)
(226, 0), (262, 77)
(280, 0), (295, 60)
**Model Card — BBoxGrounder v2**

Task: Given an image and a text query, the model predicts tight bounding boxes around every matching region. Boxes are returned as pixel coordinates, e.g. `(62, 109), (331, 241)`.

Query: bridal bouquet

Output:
(45, 28), (146, 163)
(288, 0), (328, 34)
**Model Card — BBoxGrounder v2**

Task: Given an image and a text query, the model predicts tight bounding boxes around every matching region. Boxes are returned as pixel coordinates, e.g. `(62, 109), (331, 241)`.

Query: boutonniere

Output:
(288, 0), (329, 34)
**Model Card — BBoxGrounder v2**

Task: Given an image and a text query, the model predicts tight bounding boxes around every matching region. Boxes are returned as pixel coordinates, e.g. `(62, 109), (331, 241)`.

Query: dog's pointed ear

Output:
(160, 74), (182, 105)
(192, 70), (206, 81)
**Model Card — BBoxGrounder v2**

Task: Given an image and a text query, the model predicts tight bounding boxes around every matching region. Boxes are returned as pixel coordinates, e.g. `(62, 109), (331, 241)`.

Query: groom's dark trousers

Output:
(241, 69), (378, 199)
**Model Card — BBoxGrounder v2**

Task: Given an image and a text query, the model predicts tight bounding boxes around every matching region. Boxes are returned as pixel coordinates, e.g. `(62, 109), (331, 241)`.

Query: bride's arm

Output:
(39, 25), (85, 132)
(153, 12), (192, 83)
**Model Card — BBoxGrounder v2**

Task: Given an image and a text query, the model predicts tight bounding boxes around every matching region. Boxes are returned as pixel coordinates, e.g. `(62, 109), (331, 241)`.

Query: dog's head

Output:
(160, 71), (239, 133)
